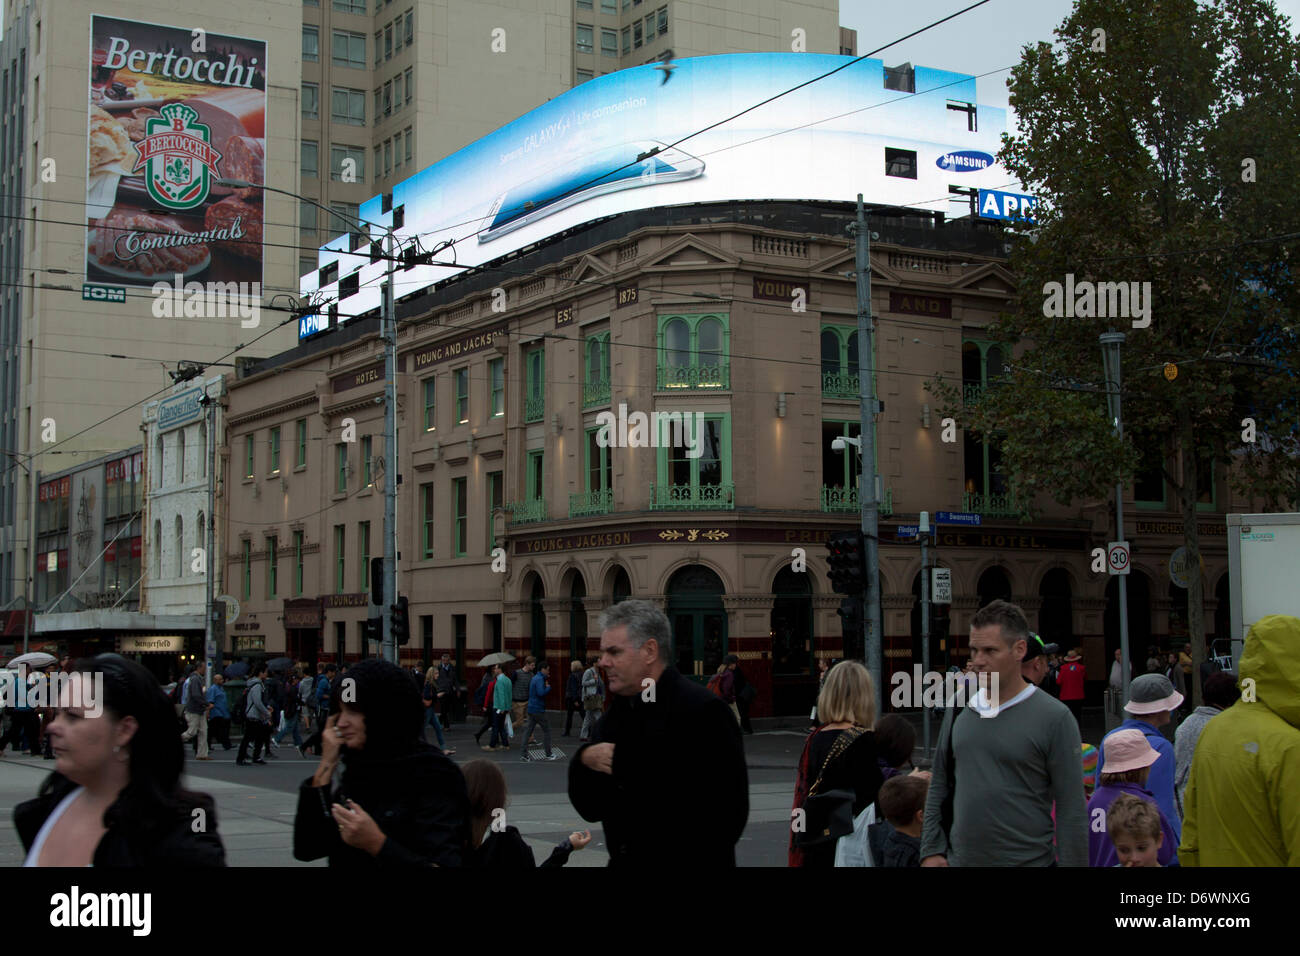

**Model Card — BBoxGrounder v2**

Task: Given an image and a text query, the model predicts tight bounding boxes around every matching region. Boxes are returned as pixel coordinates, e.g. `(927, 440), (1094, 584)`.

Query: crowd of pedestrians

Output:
(7, 598), (1295, 869)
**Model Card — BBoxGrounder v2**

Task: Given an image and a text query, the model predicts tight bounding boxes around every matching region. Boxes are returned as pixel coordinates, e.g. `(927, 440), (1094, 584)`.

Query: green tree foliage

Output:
(929, 0), (1300, 703)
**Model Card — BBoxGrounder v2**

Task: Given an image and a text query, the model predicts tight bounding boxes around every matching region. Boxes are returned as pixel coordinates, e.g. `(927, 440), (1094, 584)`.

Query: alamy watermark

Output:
(0, 666), (103, 717)
(150, 273), (260, 328)
(1041, 273), (1151, 329)
(594, 403), (705, 458)
(890, 666), (1002, 717)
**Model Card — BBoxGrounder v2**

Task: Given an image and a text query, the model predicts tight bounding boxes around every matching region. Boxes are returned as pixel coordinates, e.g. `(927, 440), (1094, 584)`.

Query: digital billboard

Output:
(86, 15), (266, 289)
(300, 53), (1015, 338)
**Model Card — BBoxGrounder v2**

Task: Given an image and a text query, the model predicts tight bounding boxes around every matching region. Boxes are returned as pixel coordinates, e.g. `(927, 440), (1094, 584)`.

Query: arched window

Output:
(153, 519), (162, 577)
(820, 329), (839, 376)
(198, 422), (207, 478)
(846, 331), (859, 378)
(196, 511), (205, 559)
(174, 515), (184, 578)
(177, 429), (186, 484)
(664, 318), (689, 369)
(155, 436), (165, 489)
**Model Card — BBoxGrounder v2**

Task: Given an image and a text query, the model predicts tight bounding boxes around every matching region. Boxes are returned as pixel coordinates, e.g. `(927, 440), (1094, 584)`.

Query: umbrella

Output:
(477, 652), (516, 668)
(266, 657), (293, 674)
(7, 652), (56, 669)
(223, 661), (249, 679)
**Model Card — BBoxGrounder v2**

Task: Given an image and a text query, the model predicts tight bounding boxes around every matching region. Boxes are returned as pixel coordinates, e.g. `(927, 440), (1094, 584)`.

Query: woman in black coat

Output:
(294, 658), (470, 866)
(14, 653), (225, 866)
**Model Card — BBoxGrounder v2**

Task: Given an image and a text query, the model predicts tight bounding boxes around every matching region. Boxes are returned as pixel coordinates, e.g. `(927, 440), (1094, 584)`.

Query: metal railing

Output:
(506, 497), (547, 523)
(821, 485), (893, 515)
(657, 362), (729, 390)
(523, 394), (545, 422)
(569, 488), (614, 517)
(822, 371), (860, 400)
(962, 490), (1023, 518)
(648, 482), (735, 510)
(582, 380), (610, 408)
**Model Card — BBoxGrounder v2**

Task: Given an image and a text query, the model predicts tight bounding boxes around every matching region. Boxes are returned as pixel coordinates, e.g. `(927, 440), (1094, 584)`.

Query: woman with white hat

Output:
(1086, 728), (1179, 867)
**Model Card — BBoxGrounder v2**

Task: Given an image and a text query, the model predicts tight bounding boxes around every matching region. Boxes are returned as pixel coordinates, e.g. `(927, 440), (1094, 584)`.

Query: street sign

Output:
(217, 594), (240, 625)
(932, 568), (952, 604)
(895, 525), (919, 538)
(1107, 541), (1131, 575)
(977, 188), (1037, 223)
(1169, 546), (1204, 588)
(936, 511), (982, 526)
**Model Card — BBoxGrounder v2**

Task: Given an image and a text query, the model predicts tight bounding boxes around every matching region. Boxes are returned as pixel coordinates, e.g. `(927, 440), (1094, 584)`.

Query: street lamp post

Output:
(849, 194), (883, 709)
(217, 178), (400, 664)
(1099, 332), (1131, 710)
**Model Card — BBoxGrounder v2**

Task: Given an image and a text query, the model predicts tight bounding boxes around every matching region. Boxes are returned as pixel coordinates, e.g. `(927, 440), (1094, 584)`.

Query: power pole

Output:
(1100, 332), (1131, 711)
(920, 510), (931, 756)
(381, 232), (398, 665)
(851, 195), (883, 706)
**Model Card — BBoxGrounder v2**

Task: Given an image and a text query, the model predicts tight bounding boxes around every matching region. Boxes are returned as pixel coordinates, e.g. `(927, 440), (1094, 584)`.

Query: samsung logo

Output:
(936, 150), (994, 172)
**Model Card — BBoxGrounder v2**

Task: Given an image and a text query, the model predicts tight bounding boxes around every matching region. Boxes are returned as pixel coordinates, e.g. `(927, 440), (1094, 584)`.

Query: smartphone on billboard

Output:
(477, 141), (704, 243)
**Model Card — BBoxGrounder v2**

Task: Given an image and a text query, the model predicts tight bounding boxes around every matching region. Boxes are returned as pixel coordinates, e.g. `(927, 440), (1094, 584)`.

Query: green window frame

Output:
(960, 338), (1016, 516)
(585, 427), (612, 493)
(244, 435), (254, 479)
(454, 367), (469, 423)
(241, 539), (252, 598)
(1196, 456), (1217, 512)
(420, 482), (434, 559)
(359, 521), (370, 590)
(489, 359), (504, 418)
(334, 525), (346, 593)
(823, 420), (865, 489)
(295, 419), (308, 468)
(269, 426), (281, 474)
(524, 346), (545, 422)
(1133, 444), (1167, 510)
(656, 313), (729, 389)
(423, 376), (436, 431)
(361, 436), (373, 488)
(584, 332), (611, 407)
(453, 477), (467, 557)
(656, 413), (731, 487)
(487, 471), (502, 549)
(820, 325), (861, 399)
(527, 450), (545, 501)
(267, 535), (278, 596)
(293, 531), (304, 595)
(335, 443), (348, 493)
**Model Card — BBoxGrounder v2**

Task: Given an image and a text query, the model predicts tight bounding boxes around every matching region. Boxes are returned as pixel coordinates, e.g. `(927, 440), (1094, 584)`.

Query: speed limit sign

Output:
(1107, 541), (1131, 575)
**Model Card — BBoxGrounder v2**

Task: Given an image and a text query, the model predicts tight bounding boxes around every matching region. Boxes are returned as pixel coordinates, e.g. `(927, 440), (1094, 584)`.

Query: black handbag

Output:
(794, 727), (863, 849)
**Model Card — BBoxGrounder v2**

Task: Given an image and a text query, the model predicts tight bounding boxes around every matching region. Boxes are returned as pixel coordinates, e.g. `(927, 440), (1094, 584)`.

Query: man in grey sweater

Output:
(236, 663), (272, 765)
(921, 600), (1087, 866)
(179, 660), (211, 760)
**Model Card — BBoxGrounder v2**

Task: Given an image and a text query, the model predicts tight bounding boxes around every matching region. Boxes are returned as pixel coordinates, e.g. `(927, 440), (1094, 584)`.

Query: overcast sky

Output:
(839, 0), (1300, 130)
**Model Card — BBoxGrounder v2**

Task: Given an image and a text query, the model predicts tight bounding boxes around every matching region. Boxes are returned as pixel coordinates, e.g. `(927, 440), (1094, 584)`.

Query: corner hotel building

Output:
(221, 198), (1246, 718)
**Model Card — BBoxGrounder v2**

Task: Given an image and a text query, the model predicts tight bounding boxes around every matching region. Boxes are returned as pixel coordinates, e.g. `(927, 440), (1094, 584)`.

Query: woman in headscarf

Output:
(294, 658), (470, 866)
(14, 653), (226, 866)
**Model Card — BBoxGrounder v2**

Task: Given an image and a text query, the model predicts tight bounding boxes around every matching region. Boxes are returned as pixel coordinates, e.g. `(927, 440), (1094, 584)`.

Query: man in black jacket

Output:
(568, 600), (748, 866)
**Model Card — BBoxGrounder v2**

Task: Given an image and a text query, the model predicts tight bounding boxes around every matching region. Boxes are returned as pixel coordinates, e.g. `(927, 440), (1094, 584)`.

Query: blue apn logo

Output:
(936, 150), (994, 173)
(978, 188), (1037, 222)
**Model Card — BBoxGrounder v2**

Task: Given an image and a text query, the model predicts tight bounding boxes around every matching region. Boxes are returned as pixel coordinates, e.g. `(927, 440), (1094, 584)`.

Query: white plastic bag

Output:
(833, 803), (877, 867)
(505, 714), (514, 739)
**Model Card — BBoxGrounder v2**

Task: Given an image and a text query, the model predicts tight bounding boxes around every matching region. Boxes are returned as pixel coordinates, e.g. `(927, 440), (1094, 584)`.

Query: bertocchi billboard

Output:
(298, 53), (1015, 338)
(85, 15), (266, 288)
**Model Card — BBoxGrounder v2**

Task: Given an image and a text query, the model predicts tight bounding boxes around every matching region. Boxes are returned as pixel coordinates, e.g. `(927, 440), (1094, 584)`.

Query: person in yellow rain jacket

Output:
(1180, 614), (1300, 866)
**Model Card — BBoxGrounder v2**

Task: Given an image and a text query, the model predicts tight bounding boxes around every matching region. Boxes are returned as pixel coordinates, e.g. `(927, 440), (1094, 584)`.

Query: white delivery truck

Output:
(1225, 512), (1300, 668)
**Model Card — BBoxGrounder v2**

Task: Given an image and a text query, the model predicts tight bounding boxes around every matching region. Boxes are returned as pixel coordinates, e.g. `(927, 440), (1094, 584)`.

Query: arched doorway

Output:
(1105, 570), (1151, 674)
(1038, 568), (1074, 645)
(610, 566), (631, 604)
(771, 565), (812, 715)
(666, 564), (727, 682)
(526, 574), (546, 660)
(977, 566), (1012, 608)
(568, 573), (587, 666)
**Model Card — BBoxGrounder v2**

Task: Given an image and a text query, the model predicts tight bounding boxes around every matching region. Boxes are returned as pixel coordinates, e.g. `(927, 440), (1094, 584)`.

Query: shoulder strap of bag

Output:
(807, 726), (864, 798)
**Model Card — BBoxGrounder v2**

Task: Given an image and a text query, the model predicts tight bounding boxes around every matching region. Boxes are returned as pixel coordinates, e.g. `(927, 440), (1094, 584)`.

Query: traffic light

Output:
(837, 597), (864, 660)
(391, 595), (410, 645)
(364, 615), (381, 643)
(371, 557), (384, 606)
(826, 530), (867, 595)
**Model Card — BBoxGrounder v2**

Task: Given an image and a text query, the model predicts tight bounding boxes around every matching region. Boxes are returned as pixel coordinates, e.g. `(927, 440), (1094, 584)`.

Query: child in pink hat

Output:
(1086, 728), (1180, 867)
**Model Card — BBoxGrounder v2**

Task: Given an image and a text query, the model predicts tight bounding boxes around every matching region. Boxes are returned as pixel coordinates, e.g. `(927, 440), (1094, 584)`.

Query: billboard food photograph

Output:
(85, 15), (266, 287)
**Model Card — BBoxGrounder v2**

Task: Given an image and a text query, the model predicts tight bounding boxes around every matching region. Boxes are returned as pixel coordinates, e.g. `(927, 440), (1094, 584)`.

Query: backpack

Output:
(706, 674), (725, 698)
(170, 679), (185, 706)
(234, 683), (251, 722)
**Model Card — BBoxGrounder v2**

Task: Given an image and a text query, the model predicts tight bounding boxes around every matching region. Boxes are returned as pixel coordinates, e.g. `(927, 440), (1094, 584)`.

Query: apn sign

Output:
(978, 188), (1037, 223)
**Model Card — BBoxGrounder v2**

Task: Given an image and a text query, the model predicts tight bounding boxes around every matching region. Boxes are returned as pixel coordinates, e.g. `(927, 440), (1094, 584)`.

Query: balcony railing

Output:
(657, 362), (729, 390)
(822, 371), (860, 400)
(524, 394), (545, 423)
(569, 488), (613, 518)
(648, 482), (735, 510)
(506, 497), (547, 523)
(583, 380), (611, 408)
(963, 383), (984, 406)
(820, 485), (893, 516)
(962, 490), (1024, 518)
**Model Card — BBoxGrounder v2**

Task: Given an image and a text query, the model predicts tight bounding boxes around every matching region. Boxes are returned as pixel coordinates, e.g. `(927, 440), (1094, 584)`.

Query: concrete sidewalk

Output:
(0, 755), (610, 866)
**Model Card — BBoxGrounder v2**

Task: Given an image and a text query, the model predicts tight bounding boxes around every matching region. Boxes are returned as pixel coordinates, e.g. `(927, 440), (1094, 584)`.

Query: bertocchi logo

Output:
(132, 103), (223, 210)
